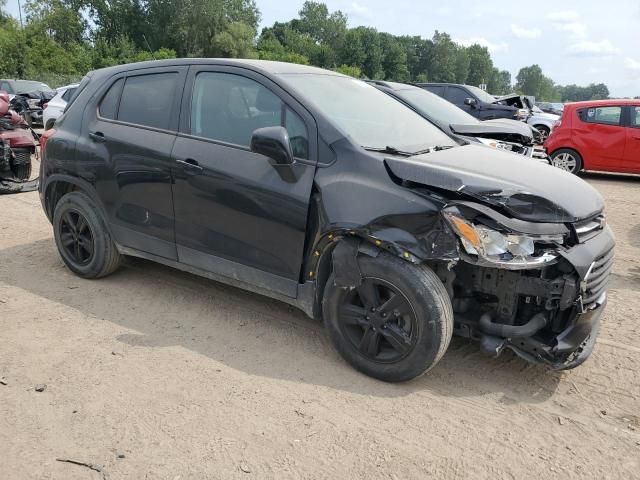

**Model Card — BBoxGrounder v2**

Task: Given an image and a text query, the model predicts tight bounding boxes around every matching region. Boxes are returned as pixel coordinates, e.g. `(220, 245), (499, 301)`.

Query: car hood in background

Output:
(530, 111), (560, 121)
(493, 93), (534, 110)
(384, 144), (604, 223)
(451, 119), (534, 144)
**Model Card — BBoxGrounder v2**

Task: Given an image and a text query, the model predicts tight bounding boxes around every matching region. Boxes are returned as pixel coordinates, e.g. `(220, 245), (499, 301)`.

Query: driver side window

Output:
(190, 72), (309, 159)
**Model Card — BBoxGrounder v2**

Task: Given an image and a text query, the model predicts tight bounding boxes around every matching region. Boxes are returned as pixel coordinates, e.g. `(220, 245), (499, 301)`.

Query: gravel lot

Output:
(1, 169), (639, 479)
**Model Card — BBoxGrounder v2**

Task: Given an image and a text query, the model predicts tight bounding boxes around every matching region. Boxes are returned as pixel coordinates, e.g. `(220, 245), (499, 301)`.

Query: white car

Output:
(43, 83), (79, 130)
(527, 105), (559, 142)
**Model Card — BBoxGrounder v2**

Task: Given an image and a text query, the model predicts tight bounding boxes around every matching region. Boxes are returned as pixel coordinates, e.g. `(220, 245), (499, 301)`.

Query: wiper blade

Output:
(407, 145), (456, 157)
(363, 145), (456, 157)
(363, 145), (416, 156)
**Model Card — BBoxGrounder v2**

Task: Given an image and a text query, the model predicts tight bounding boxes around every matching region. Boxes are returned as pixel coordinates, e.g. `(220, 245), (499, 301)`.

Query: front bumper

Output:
(454, 225), (614, 370)
(506, 294), (605, 369)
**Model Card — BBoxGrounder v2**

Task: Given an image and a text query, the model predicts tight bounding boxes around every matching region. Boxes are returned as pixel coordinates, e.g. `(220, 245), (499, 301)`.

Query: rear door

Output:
(574, 105), (626, 171)
(623, 105), (640, 173)
(80, 66), (187, 259)
(171, 65), (318, 297)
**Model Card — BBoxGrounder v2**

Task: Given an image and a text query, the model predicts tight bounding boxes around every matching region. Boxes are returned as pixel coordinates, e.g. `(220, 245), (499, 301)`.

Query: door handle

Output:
(89, 131), (106, 143)
(176, 158), (203, 173)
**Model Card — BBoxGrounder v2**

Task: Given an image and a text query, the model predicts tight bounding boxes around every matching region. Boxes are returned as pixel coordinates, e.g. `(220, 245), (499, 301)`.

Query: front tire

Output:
(323, 253), (453, 382)
(550, 148), (583, 174)
(53, 192), (121, 278)
(534, 125), (550, 143)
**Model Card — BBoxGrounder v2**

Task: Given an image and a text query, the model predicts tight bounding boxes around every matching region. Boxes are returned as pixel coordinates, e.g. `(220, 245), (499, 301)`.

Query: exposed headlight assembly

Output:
(445, 212), (563, 269)
(476, 137), (513, 152)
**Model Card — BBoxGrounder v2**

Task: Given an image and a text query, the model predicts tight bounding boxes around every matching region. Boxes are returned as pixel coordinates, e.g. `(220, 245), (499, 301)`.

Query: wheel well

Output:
(533, 124), (550, 131)
(45, 180), (77, 218)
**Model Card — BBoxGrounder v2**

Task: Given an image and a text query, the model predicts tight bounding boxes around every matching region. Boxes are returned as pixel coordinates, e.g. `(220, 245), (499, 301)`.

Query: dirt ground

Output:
(1, 169), (639, 480)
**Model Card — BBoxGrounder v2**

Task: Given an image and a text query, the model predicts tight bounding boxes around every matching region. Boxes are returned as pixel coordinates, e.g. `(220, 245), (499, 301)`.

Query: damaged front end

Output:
(441, 202), (613, 369)
(381, 146), (613, 369)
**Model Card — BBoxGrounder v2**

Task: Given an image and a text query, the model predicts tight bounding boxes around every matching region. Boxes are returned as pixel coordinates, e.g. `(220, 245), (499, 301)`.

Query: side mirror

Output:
(250, 126), (294, 166)
(464, 97), (477, 107)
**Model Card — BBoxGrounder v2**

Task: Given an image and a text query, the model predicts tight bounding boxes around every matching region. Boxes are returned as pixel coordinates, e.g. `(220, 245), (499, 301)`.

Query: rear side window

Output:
(579, 106), (622, 126)
(99, 78), (123, 120)
(190, 72), (309, 159)
(631, 107), (640, 128)
(446, 87), (470, 104)
(117, 73), (178, 130)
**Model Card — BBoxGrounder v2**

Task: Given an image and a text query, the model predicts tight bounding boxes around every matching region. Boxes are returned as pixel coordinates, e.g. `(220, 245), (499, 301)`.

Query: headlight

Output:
(27, 98), (40, 108)
(445, 212), (563, 269)
(515, 108), (529, 119)
(476, 137), (513, 152)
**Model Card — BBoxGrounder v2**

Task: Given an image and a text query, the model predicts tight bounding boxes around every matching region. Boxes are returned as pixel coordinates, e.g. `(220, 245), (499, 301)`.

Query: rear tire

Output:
(53, 191), (121, 279)
(550, 148), (583, 174)
(322, 253), (453, 382)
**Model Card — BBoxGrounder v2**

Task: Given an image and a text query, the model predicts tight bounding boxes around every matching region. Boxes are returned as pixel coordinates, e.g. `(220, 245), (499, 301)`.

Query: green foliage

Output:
(487, 68), (511, 95)
(334, 65), (362, 78)
(466, 44), (493, 87)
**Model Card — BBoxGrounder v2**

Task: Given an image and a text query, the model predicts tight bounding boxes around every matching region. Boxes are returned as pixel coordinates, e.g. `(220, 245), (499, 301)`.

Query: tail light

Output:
(39, 128), (56, 156)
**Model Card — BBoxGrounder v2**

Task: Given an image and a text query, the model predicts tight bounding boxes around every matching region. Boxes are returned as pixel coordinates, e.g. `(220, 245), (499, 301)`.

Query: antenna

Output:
(142, 35), (157, 60)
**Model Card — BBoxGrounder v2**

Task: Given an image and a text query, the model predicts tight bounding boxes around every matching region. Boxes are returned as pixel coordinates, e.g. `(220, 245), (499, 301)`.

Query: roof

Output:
(565, 99), (640, 108)
(90, 58), (342, 78)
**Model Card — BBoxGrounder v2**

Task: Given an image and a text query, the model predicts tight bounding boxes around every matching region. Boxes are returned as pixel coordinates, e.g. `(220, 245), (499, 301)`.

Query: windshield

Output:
(466, 85), (496, 103)
(15, 80), (52, 93)
(396, 88), (479, 126)
(282, 74), (456, 152)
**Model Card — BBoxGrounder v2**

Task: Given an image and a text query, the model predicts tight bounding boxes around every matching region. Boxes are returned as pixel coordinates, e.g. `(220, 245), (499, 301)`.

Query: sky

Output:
(4, 0), (639, 96)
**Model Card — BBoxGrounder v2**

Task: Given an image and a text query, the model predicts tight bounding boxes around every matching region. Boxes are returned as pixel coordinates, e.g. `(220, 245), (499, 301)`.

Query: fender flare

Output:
(42, 174), (112, 232)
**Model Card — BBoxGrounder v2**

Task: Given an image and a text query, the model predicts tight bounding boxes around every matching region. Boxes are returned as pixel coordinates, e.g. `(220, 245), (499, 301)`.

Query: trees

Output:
(0, 0), (611, 97)
(515, 64), (560, 100)
(487, 68), (512, 95)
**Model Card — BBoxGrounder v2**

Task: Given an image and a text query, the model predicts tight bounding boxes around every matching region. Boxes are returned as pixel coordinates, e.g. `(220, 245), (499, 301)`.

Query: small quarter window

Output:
(99, 78), (123, 120)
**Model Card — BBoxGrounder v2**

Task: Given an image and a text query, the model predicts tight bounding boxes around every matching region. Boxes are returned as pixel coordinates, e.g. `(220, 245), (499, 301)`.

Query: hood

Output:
(384, 144), (604, 223)
(531, 111), (560, 121)
(452, 119), (534, 145)
(493, 93), (534, 110)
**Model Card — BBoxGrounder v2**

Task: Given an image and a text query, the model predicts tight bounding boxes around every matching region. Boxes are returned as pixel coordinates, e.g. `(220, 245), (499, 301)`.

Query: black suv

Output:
(418, 83), (531, 121)
(39, 60), (614, 382)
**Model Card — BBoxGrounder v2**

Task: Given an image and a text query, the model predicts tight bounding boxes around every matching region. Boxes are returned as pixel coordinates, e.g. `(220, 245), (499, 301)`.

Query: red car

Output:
(545, 99), (640, 174)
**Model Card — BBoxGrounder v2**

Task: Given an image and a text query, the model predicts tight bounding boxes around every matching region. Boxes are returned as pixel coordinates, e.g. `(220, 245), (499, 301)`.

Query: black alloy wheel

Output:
(59, 210), (95, 266)
(337, 277), (418, 363)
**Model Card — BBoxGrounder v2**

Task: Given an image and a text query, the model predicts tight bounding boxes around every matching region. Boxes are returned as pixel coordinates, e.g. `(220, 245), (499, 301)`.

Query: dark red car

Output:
(545, 99), (640, 174)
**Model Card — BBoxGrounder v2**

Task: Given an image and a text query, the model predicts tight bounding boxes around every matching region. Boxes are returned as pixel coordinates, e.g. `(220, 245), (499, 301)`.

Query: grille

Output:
(583, 247), (614, 305)
(12, 148), (31, 165)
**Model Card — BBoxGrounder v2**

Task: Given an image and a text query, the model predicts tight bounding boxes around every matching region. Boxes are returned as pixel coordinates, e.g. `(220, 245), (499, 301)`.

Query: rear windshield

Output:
(282, 74), (456, 152)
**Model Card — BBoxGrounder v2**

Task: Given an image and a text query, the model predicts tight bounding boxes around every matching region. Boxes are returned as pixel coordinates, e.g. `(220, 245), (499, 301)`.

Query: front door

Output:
(623, 105), (640, 173)
(80, 67), (187, 259)
(171, 66), (317, 297)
